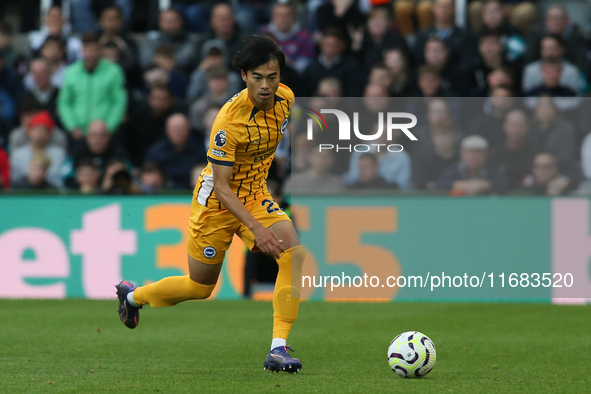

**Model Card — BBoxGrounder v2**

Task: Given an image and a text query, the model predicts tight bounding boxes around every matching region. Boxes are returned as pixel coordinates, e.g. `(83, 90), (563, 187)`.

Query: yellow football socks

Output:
(272, 245), (305, 340)
(133, 275), (215, 307)
(131, 244), (305, 342)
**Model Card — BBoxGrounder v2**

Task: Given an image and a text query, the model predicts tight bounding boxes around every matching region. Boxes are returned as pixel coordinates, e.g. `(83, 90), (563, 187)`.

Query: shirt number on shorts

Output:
(261, 199), (285, 215)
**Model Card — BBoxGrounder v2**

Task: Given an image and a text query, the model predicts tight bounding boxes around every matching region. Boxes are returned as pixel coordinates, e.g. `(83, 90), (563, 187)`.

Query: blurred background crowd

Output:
(0, 0), (590, 196)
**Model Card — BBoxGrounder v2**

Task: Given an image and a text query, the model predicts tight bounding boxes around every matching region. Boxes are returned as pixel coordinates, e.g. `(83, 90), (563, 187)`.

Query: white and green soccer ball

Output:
(387, 331), (436, 378)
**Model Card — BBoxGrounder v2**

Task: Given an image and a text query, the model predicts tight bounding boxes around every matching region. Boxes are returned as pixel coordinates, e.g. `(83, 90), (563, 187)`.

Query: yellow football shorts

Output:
(187, 192), (291, 264)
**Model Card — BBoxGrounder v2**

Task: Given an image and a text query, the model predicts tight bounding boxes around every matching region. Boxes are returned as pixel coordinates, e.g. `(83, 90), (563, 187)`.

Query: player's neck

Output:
(248, 92), (275, 111)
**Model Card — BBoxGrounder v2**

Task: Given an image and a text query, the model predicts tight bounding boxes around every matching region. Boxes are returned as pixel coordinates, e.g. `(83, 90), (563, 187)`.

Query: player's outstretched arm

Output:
(212, 163), (286, 258)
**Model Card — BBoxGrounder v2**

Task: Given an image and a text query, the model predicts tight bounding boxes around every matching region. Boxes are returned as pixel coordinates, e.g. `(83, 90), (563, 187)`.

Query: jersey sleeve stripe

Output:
(208, 156), (234, 166)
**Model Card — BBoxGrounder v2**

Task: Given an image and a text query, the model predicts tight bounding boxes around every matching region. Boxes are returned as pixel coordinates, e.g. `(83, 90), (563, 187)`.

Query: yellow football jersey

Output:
(194, 83), (293, 209)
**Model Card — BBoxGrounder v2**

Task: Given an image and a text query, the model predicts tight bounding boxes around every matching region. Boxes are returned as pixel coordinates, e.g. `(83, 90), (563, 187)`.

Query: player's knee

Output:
(187, 278), (216, 300)
(193, 288), (212, 300)
(290, 245), (306, 271)
(282, 245), (305, 263)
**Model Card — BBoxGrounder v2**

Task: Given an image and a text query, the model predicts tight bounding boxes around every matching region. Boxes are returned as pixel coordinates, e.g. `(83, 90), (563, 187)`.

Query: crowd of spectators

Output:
(0, 0), (590, 196)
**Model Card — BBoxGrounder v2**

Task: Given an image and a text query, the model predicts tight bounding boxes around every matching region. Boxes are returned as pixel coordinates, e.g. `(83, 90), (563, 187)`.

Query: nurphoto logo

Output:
(303, 107), (418, 153)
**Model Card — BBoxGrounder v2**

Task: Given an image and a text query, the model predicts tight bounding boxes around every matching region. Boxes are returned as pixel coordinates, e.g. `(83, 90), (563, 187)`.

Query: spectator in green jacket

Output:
(57, 32), (127, 144)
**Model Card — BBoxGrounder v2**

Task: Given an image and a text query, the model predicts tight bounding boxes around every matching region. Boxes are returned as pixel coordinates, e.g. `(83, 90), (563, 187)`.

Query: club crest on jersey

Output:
(203, 246), (217, 258)
(280, 119), (288, 135)
(214, 130), (227, 148)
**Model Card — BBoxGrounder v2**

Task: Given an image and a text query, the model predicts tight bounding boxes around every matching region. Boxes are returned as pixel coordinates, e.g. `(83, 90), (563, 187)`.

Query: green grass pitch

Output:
(1, 300), (589, 393)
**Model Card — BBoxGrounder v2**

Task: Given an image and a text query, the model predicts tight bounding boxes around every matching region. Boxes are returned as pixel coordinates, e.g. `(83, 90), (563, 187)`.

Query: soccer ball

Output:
(387, 331), (436, 378)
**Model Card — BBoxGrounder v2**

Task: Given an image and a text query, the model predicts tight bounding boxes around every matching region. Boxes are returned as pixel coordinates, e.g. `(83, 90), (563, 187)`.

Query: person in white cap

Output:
(436, 134), (508, 195)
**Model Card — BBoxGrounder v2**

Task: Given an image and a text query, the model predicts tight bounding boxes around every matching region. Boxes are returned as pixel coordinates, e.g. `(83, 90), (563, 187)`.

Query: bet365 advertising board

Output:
(0, 196), (589, 303)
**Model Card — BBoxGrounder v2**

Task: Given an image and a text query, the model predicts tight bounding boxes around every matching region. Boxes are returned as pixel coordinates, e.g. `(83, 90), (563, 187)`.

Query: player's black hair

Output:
(232, 35), (285, 74)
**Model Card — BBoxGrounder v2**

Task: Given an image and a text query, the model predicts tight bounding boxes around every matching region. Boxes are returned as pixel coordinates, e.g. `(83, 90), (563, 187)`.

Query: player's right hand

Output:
(252, 225), (285, 259)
